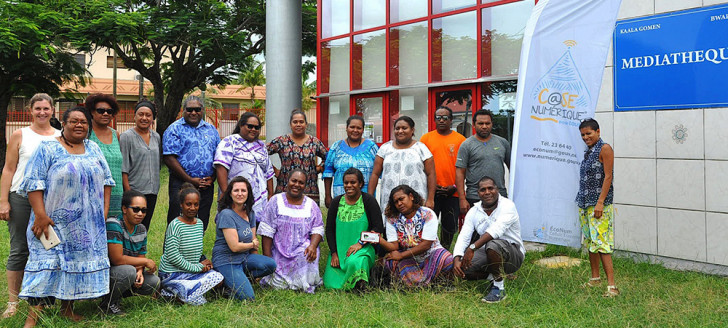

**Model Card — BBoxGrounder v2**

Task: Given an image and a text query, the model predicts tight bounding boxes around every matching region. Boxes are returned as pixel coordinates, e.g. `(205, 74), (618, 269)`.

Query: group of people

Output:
(0, 93), (617, 327)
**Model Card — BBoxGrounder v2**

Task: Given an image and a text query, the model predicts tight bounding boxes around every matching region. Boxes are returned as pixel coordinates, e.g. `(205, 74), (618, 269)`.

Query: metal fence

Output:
(6, 106), (317, 142)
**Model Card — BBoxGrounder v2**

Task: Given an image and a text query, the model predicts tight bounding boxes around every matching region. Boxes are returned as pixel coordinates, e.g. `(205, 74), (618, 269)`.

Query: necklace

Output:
(346, 138), (361, 148)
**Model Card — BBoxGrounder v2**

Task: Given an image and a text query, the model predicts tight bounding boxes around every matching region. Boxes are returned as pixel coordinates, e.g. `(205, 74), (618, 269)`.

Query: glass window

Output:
(321, 37), (350, 94)
(323, 95), (351, 145)
(354, 0), (386, 30)
(481, 81), (517, 143)
(434, 88), (473, 137)
(432, 11), (477, 82)
(354, 96), (386, 144)
(353, 30), (387, 90)
(390, 0), (428, 23)
(389, 88), (428, 140)
(322, 0), (350, 38)
(482, 1), (534, 76)
(389, 22), (428, 86)
(432, 0), (476, 15)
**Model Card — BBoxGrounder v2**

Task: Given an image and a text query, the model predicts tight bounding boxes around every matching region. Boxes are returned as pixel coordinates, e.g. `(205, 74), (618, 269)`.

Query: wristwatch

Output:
(469, 243), (477, 250)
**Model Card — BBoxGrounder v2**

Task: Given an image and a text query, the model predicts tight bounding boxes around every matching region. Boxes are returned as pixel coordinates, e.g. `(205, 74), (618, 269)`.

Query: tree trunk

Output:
(0, 93), (11, 170)
(157, 86), (186, 137)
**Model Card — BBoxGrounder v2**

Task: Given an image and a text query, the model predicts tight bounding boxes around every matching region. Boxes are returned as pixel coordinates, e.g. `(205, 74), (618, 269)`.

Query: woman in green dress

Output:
(323, 168), (384, 291)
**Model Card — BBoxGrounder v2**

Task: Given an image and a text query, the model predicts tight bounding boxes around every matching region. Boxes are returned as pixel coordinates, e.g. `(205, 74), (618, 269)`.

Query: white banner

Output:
(509, 0), (622, 247)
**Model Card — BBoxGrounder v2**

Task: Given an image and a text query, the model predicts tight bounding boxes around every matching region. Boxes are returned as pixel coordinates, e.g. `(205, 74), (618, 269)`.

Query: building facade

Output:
(316, 0), (728, 271)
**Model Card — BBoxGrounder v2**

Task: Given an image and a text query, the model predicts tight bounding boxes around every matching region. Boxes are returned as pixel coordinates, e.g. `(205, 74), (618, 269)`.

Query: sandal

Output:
(2, 301), (19, 318)
(604, 285), (620, 297)
(582, 277), (601, 288)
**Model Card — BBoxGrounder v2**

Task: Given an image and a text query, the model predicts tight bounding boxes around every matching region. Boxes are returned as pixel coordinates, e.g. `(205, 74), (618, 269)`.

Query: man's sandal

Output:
(582, 277), (601, 287)
(2, 301), (19, 318)
(604, 285), (620, 297)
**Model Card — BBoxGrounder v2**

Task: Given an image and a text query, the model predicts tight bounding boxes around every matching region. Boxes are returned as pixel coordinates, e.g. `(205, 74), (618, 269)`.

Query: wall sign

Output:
(614, 4), (728, 111)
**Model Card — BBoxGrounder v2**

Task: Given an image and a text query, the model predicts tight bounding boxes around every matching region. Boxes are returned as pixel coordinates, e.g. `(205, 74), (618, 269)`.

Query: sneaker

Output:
(481, 285), (507, 303)
(101, 301), (125, 316)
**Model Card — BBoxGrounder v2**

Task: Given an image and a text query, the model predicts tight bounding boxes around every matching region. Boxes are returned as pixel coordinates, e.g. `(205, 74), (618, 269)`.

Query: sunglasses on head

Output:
(96, 107), (114, 115)
(185, 107), (202, 113)
(127, 206), (148, 214)
(246, 123), (261, 130)
(434, 115), (450, 121)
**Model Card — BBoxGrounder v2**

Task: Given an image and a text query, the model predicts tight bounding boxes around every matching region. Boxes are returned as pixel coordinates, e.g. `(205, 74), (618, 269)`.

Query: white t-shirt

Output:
(376, 141), (433, 211)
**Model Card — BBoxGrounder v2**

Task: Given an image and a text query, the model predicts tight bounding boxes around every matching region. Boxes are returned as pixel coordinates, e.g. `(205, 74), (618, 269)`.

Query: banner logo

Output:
(529, 43), (590, 126)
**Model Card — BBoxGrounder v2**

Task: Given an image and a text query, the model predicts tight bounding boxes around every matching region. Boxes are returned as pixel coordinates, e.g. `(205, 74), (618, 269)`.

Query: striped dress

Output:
(159, 218), (223, 305)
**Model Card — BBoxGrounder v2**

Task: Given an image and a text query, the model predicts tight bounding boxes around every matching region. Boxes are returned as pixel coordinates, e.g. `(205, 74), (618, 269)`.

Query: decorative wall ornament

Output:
(672, 124), (688, 144)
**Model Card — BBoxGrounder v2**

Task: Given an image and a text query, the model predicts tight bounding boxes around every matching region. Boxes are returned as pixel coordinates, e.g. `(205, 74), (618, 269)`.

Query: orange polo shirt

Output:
(420, 130), (466, 197)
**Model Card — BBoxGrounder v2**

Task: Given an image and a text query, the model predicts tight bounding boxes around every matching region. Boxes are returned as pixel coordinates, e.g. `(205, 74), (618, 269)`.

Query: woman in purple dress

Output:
(257, 169), (324, 293)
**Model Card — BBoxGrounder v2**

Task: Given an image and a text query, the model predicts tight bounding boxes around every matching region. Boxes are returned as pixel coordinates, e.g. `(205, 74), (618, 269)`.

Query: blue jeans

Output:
(216, 254), (276, 301)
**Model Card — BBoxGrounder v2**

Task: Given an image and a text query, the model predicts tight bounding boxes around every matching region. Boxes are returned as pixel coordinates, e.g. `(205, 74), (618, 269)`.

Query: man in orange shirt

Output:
(420, 106), (466, 250)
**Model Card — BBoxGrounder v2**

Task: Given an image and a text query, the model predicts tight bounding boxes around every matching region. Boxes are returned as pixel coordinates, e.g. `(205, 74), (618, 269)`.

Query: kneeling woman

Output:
(257, 169), (325, 293)
(159, 184), (223, 305)
(212, 176), (276, 301)
(101, 190), (160, 315)
(323, 168), (384, 290)
(379, 185), (454, 286)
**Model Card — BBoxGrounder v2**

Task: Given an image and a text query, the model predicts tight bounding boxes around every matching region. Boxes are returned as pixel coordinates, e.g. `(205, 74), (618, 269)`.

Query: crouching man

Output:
(453, 176), (525, 303)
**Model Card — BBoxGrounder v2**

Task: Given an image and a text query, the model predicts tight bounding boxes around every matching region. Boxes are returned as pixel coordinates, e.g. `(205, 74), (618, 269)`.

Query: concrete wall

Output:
(601, 0), (728, 267)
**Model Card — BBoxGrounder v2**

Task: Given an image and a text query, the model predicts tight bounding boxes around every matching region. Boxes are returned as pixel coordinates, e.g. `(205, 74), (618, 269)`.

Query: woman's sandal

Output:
(604, 285), (620, 297)
(2, 301), (19, 318)
(582, 277), (601, 288)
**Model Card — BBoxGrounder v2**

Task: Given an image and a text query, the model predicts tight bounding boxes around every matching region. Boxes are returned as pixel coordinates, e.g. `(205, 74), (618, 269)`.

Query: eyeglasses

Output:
(95, 107), (114, 115)
(67, 120), (88, 126)
(246, 124), (261, 130)
(127, 206), (148, 214)
(185, 107), (202, 113)
(434, 115), (450, 121)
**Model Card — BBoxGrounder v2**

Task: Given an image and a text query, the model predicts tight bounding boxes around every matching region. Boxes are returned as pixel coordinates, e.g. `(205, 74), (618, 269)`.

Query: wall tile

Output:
(614, 111), (655, 158)
(656, 159), (704, 210)
(705, 160), (728, 213)
(594, 112), (614, 145)
(657, 208), (706, 261)
(614, 158), (656, 206)
(615, 204), (657, 254)
(704, 0), (728, 6)
(706, 212), (728, 265)
(618, 0), (654, 19)
(704, 108), (728, 160)
(596, 67), (614, 113)
(655, 0), (701, 13)
(656, 109), (703, 160)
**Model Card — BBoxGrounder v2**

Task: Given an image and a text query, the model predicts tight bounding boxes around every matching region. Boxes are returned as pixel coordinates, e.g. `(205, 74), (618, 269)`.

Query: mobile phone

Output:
(39, 226), (61, 250)
(361, 231), (380, 243)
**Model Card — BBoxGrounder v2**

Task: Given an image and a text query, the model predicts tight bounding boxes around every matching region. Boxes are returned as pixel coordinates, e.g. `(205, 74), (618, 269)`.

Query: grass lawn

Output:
(1, 167), (727, 327)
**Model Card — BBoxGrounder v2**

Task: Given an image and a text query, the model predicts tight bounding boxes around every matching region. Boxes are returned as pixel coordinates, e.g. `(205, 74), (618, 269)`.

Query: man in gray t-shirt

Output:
(455, 109), (510, 214)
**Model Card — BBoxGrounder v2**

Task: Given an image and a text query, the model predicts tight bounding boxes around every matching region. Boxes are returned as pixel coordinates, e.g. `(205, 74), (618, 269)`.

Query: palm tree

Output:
(236, 61), (266, 109)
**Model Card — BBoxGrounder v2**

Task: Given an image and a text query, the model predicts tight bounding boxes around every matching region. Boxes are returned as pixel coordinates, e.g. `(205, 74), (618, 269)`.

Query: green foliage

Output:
(53, 0), (317, 136)
(236, 61), (266, 102)
(0, 1), (87, 168)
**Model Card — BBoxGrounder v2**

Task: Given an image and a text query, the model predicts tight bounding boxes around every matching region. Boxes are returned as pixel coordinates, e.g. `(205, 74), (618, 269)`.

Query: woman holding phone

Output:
(323, 168), (384, 291)
(19, 106), (114, 327)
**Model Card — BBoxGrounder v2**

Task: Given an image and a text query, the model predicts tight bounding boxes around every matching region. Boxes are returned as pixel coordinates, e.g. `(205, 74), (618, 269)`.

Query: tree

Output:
(64, 0), (318, 136)
(0, 2), (86, 168)
(236, 61), (265, 108)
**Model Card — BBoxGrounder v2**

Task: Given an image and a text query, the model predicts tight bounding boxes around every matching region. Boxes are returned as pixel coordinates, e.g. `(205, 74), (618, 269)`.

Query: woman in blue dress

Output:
(19, 106), (114, 327)
(322, 115), (379, 208)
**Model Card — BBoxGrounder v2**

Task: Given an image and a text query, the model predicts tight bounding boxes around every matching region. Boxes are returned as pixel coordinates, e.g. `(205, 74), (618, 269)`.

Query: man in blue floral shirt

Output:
(163, 96), (220, 230)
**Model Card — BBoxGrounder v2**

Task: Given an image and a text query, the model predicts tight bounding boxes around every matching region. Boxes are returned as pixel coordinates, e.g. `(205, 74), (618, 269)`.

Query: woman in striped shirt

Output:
(158, 184), (223, 305)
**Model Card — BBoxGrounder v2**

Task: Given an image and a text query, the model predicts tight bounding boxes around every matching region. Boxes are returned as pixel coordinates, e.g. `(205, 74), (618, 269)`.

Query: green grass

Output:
(1, 167), (727, 327)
